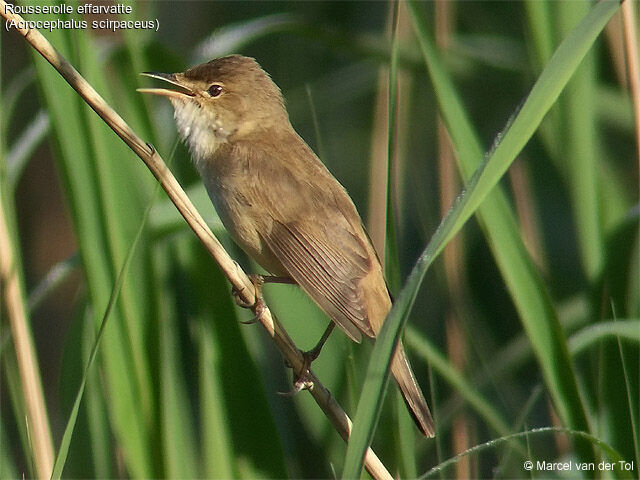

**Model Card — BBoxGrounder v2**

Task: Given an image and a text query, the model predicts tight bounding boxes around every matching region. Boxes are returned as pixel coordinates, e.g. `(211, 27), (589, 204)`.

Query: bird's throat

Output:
(172, 100), (230, 172)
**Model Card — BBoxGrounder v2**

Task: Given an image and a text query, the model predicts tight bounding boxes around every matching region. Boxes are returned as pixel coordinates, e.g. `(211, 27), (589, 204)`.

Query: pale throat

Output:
(171, 99), (230, 172)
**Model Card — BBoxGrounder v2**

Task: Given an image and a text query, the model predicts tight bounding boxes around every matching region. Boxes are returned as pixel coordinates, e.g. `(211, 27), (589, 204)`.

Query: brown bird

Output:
(139, 55), (435, 437)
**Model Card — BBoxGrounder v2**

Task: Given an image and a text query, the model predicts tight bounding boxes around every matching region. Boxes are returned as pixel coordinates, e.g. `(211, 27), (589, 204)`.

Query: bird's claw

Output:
(278, 375), (314, 396)
(238, 296), (267, 324)
(279, 350), (316, 395)
(232, 274), (266, 323)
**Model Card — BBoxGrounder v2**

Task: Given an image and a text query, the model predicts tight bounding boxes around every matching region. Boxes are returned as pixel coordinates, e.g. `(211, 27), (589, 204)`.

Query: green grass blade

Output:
(51, 191), (152, 479)
(35, 55), (155, 476)
(568, 320), (640, 355)
(81, 314), (112, 478)
(155, 242), (199, 479)
(6, 111), (50, 188)
(342, 1), (620, 476)
(423, 428), (630, 480)
(197, 319), (235, 479)
(556, 0), (603, 280)
(524, 0), (555, 67)
(31, 6), (159, 475)
(616, 327), (640, 470)
(27, 254), (79, 312)
(194, 13), (302, 61)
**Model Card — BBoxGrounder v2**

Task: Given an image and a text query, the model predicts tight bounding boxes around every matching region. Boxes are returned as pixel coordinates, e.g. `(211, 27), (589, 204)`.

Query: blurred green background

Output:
(1, 0), (638, 478)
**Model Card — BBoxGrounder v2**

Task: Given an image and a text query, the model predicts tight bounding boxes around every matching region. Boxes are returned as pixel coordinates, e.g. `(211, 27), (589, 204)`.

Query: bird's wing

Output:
(238, 134), (379, 341)
(261, 218), (375, 342)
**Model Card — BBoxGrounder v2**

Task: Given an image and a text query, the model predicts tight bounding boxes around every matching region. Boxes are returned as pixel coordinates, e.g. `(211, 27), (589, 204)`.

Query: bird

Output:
(138, 54), (435, 437)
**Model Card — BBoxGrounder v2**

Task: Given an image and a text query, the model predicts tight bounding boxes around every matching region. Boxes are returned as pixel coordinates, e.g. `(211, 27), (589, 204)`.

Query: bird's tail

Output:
(390, 341), (435, 437)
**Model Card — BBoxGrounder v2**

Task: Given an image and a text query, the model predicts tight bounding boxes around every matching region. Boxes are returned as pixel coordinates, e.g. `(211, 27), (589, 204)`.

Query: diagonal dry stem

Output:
(0, 3), (392, 479)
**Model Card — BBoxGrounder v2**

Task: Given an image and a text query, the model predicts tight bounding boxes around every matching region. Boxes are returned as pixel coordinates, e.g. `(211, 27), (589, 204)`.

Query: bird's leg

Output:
(232, 274), (295, 324)
(262, 275), (296, 285)
(280, 322), (336, 396)
(304, 322), (336, 362)
(233, 275), (334, 394)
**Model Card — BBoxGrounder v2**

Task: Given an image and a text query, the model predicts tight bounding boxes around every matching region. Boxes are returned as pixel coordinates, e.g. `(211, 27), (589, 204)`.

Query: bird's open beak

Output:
(137, 72), (194, 99)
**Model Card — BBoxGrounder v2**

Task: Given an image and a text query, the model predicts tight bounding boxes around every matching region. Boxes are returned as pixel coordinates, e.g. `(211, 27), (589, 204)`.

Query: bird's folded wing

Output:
(262, 220), (375, 342)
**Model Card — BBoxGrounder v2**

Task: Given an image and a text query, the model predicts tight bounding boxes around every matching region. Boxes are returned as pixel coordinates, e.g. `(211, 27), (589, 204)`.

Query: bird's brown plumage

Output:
(140, 55), (435, 436)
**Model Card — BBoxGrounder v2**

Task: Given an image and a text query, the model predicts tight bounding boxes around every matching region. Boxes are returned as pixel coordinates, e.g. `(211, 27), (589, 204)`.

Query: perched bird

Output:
(139, 55), (435, 436)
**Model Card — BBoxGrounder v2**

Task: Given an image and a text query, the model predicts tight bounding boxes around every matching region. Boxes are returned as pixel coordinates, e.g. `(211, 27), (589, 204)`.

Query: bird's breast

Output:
(201, 154), (288, 277)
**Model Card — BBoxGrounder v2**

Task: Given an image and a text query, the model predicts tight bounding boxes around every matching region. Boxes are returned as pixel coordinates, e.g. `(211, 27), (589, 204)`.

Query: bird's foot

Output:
(232, 274), (266, 323)
(233, 274), (296, 323)
(279, 349), (317, 395)
(279, 323), (336, 395)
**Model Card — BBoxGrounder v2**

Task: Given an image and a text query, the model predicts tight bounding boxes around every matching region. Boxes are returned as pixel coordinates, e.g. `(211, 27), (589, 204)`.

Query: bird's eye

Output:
(207, 84), (223, 97)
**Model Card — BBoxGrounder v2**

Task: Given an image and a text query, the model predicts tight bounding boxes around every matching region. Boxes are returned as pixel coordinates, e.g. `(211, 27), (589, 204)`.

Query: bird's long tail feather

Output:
(390, 341), (435, 437)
